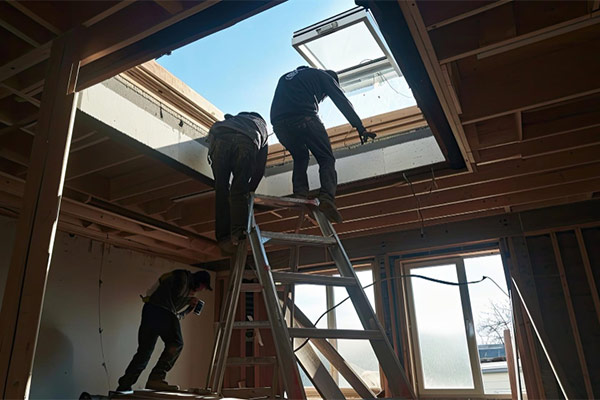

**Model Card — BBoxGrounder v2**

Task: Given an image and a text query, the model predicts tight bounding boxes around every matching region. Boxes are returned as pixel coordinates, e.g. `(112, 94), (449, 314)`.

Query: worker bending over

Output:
(208, 112), (268, 254)
(270, 66), (375, 223)
(117, 269), (212, 392)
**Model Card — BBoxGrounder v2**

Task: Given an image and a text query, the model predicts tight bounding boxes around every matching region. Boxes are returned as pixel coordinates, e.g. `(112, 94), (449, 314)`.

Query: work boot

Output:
(146, 379), (180, 391)
(318, 197), (343, 223)
(115, 385), (132, 393)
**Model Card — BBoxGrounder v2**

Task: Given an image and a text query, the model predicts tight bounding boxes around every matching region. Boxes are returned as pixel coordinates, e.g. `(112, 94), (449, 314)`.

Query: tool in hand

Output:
(359, 130), (377, 145)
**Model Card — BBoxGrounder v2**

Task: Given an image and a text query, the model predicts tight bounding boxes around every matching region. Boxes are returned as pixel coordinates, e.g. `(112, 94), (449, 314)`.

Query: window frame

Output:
(291, 6), (403, 90)
(403, 257), (485, 397)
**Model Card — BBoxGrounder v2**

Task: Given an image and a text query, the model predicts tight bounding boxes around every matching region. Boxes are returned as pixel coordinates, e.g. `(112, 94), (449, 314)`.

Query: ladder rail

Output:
(206, 240), (249, 392)
(312, 209), (416, 399)
(249, 223), (307, 400)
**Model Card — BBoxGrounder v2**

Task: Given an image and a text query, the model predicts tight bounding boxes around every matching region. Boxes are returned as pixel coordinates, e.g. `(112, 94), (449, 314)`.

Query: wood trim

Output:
(549, 232), (594, 398)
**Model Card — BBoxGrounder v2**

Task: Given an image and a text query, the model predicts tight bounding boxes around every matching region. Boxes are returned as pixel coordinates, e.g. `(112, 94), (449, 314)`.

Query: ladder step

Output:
(288, 328), (383, 340)
(261, 231), (336, 246)
(240, 283), (285, 292)
(271, 271), (357, 287)
(233, 321), (271, 329)
(221, 387), (276, 398)
(227, 356), (277, 365)
(254, 194), (318, 208)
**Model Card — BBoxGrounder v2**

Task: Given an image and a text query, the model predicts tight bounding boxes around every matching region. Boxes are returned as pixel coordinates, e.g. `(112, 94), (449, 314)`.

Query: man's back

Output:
(270, 67), (331, 123)
(270, 66), (364, 132)
(210, 112), (268, 149)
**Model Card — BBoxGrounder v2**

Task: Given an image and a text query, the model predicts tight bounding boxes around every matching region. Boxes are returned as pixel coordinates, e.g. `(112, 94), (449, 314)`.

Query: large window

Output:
(293, 265), (381, 392)
(404, 254), (515, 397)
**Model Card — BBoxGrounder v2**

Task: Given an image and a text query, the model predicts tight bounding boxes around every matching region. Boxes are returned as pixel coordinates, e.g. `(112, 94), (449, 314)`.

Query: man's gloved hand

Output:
(359, 129), (377, 145)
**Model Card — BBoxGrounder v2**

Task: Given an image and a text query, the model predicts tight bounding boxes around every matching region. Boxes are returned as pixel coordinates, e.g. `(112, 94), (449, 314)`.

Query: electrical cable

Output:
(293, 274), (509, 353)
(375, 71), (413, 99)
(98, 243), (111, 391)
(403, 173), (425, 238)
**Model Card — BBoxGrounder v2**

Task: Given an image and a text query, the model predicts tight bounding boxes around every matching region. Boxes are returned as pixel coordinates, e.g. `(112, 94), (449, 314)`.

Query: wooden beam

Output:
(398, 0), (474, 167)
(65, 142), (143, 180)
(0, 32), (80, 398)
(0, 2), (55, 47)
(438, 12), (598, 64)
(0, 171), (220, 259)
(0, 83), (41, 107)
(0, 42), (51, 84)
(550, 233), (594, 398)
(78, 1), (218, 66)
(476, 125), (600, 164)
(459, 27), (600, 123)
(110, 170), (193, 202)
(154, 0), (184, 15)
(76, 1), (283, 91)
(425, 0), (513, 31)
(6, 1), (61, 35)
(82, 0), (137, 27)
(258, 161), (600, 233)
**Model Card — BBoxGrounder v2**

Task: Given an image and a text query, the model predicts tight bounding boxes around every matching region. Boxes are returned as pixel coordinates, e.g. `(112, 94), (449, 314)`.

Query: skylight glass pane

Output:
(319, 71), (417, 128)
(302, 22), (385, 71)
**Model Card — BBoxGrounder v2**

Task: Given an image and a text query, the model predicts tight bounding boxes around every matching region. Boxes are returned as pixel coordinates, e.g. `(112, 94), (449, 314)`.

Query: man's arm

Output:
(249, 145), (268, 192)
(320, 73), (366, 133)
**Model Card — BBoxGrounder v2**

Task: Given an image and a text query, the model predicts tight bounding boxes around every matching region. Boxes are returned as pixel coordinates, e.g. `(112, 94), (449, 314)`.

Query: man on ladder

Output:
(207, 111), (269, 255)
(270, 66), (376, 223)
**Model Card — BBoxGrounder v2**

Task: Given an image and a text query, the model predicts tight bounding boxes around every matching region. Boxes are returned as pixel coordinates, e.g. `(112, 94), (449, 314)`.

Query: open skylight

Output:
(293, 6), (417, 128)
(293, 7), (402, 92)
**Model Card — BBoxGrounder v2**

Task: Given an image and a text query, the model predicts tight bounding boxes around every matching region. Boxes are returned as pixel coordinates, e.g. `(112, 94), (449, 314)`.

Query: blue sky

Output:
(157, 0), (357, 128)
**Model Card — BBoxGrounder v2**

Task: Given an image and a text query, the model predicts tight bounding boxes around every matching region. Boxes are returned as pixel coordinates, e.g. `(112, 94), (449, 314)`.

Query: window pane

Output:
(333, 269), (380, 389)
(411, 264), (474, 389)
(465, 254), (514, 395)
(302, 22), (385, 72)
(294, 284), (328, 388)
(295, 284), (327, 328)
(319, 71), (417, 128)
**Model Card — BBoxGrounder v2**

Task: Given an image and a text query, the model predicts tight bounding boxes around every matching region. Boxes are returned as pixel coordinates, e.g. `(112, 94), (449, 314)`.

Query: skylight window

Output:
(293, 7), (402, 92)
(292, 6), (417, 128)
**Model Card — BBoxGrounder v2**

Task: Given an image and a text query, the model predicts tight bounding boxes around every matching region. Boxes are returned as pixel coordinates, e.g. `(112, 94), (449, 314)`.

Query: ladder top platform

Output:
(253, 194), (319, 208)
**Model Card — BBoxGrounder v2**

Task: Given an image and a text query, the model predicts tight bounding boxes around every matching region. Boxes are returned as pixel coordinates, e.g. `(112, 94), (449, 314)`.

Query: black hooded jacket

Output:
(270, 67), (365, 132)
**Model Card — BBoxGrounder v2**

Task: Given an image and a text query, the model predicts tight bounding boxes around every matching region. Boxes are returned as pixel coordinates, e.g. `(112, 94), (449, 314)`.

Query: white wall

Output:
(0, 221), (215, 399)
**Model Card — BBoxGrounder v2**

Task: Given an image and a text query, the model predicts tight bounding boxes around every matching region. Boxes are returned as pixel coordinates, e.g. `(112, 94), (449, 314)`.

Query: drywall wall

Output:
(0, 221), (215, 399)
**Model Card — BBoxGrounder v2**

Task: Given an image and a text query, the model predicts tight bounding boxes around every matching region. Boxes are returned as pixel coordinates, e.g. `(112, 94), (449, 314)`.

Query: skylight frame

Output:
(292, 6), (403, 84)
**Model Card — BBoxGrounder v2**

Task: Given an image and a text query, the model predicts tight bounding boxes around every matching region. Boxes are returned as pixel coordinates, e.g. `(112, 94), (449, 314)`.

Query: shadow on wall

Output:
(30, 326), (74, 399)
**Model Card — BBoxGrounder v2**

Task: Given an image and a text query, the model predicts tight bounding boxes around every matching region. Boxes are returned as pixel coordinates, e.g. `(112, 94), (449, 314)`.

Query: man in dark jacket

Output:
(208, 112), (269, 254)
(116, 269), (212, 392)
(270, 66), (375, 223)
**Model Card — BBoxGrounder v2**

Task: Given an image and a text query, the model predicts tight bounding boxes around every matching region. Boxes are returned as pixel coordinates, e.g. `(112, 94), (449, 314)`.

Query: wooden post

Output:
(0, 32), (80, 399)
(504, 329), (518, 400)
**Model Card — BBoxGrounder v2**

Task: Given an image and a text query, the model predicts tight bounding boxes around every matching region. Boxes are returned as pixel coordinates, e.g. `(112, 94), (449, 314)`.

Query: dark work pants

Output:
(210, 133), (257, 243)
(273, 116), (337, 201)
(118, 303), (183, 389)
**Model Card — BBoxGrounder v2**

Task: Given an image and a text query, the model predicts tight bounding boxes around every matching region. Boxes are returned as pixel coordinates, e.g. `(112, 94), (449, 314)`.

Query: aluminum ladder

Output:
(207, 194), (415, 399)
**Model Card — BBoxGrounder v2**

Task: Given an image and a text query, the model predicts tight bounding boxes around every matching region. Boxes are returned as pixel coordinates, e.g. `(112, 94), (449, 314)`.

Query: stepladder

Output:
(207, 194), (415, 399)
